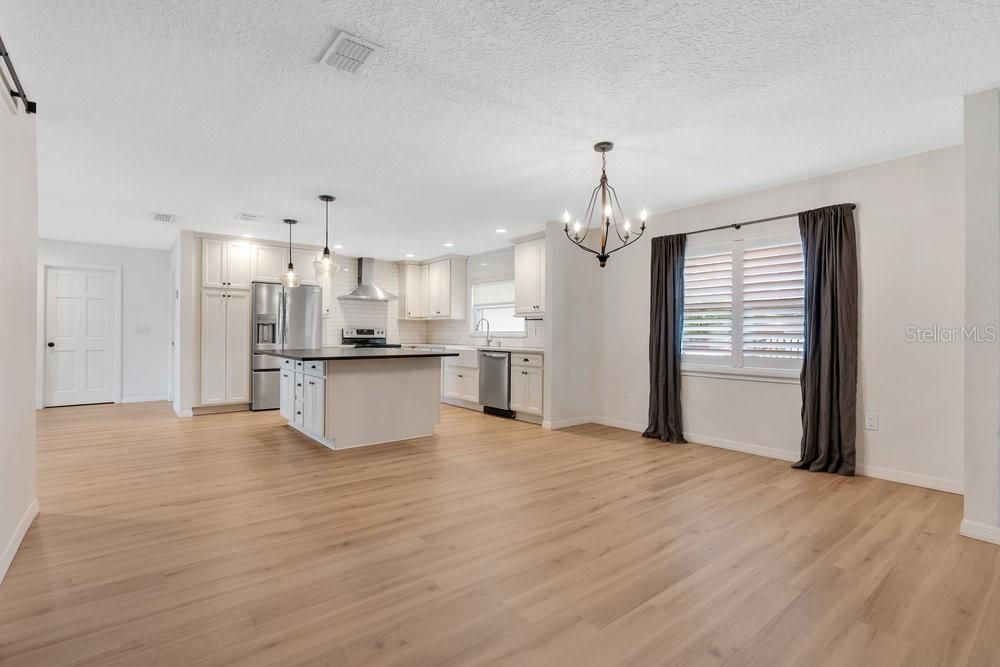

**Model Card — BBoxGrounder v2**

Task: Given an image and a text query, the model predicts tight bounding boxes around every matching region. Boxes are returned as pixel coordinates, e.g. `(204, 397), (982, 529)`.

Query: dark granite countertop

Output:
(265, 348), (460, 361)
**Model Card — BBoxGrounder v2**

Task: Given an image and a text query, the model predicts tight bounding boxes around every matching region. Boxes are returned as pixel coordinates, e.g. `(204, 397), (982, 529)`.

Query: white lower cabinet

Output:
(511, 355), (543, 416)
(280, 369), (325, 437)
(302, 375), (326, 436)
(443, 365), (478, 403)
(201, 289), (250, 405)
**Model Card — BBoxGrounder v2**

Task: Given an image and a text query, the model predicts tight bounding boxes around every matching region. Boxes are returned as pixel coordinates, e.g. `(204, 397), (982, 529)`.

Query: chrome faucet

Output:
(474, 317), (492, 346)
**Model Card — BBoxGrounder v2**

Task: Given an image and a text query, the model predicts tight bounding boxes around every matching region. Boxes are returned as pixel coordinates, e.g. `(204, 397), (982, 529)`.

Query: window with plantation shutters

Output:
(741, 241), (804, 367)
(682, 222), (804, 376)
(682, 250), (733, 360)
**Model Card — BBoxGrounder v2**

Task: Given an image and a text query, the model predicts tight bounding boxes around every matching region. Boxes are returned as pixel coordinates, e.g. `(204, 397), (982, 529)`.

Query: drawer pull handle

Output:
(309, 381), (315, 385)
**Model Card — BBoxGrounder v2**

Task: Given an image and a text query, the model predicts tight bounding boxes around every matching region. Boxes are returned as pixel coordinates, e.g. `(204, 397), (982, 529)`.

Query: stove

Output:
(342, 328), (402, 348)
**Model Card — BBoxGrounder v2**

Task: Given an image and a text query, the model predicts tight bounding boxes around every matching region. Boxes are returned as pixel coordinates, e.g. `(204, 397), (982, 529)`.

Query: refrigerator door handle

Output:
(279, 292), (287, 345)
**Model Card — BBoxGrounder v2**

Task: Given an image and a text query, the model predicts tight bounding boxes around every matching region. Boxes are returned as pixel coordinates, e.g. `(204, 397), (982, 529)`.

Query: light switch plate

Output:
(864, 413), (879, 431)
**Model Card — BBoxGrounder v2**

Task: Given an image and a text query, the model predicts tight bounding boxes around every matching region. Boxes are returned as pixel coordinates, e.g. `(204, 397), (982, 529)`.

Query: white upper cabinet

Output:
(291, 248), (319, 286)
(427, 259), (450, 317)
(202, 239), (227, 289)
(514, 238), (545, 316)
(401, 263), (426, 319)
(397, 257), (465, 320)
(227, 242), (252, 290)
(202, 238), (251, 290)
(249, 244), (320, 286)
(252, 244), (287, 283)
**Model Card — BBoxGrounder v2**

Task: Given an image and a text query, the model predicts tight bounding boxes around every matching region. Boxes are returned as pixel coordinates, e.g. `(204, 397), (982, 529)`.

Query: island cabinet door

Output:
(303, 376), (326, 436)
(279, 370), (293, 420)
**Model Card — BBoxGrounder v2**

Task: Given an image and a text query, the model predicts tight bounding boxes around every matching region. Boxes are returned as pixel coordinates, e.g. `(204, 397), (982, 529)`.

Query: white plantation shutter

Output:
(682, 222), (804, 375)
(682, 249), (733, 360)
(741, 242), (805, 363)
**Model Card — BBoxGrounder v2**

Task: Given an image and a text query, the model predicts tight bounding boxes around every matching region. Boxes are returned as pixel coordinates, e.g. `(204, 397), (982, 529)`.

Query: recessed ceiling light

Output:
(333, 244), (343, 249)
(495, 228), (507, 234)
(444, 242), (454, 247)
(405, 253), (415, 258)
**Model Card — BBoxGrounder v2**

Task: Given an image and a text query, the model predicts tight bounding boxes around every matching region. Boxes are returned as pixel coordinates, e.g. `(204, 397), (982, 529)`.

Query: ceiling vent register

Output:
(151, 212), (176, 224)
(321, 31), (382, 73)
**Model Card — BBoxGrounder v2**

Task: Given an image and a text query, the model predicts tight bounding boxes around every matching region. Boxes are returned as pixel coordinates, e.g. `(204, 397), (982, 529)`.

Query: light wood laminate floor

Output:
(2, 401), (999, 666)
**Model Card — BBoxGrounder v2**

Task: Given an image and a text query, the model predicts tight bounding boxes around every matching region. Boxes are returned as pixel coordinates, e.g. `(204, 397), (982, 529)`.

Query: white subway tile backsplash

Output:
(321, 257), (427, 345)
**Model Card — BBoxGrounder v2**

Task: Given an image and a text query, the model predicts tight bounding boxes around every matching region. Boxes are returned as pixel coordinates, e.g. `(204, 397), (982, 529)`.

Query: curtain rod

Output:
(0, 31), (36, 114)
(685, 203), (856, 236)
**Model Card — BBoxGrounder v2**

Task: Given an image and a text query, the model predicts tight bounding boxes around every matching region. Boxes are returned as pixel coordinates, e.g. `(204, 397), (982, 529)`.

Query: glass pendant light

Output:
(280, 218), (301, 287)
(313, 194), (339, 277)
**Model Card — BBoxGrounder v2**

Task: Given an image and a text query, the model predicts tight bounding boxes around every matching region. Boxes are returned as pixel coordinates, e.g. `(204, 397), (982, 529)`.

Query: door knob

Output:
(47, 342), (54, 348)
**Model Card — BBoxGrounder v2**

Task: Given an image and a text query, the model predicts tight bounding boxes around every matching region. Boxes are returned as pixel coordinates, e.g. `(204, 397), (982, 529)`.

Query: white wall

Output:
(37, 239), (171, 404)
(962, 89), (1000, 544)
(0, 98), (38, 583)
(544, 220), (602, 427)
(594, 147), (965, 492)
(426, 246), (545, 349)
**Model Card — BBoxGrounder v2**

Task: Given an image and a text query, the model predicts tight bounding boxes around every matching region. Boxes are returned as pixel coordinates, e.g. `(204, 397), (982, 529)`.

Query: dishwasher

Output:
(479, 350), (514, 418)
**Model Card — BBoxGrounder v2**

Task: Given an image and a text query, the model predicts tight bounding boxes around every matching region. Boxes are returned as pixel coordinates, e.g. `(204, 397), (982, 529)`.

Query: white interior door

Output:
(45, 267), (117, 406)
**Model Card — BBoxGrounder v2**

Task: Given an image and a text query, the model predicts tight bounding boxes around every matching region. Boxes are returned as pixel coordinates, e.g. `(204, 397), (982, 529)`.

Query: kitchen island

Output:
(267, 347), (459, 450)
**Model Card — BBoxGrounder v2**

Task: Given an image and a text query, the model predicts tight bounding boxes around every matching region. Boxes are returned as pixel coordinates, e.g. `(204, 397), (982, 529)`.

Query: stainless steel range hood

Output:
(338, 257), (397, 301)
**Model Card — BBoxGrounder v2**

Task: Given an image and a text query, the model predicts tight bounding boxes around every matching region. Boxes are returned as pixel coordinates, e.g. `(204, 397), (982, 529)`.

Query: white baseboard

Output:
(543, 416), (597, 430)
(592, 416), (647, 432)
(1, 498), (39, 584)
(578, 417), (963, 496)
(960, 519), (1000, 545)
(684, 431), (799, 462)
(856, 464), (963, 495)
(121, 393), (168, 404)
(173, 406), (193, 417)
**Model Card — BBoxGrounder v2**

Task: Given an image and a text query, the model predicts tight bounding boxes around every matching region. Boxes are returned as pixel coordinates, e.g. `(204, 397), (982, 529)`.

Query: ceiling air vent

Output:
(235, 212), (260, 223)
(320, 30), (382, 73)
(151, 212), (175, 224)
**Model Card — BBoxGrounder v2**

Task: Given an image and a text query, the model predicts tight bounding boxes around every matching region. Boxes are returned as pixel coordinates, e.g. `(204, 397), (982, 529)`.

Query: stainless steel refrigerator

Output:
(251, 282), (323, 410)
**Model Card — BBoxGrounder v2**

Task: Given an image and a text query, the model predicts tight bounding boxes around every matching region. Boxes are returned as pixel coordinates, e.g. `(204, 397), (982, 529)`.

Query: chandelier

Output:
(563, 141), (647, 267)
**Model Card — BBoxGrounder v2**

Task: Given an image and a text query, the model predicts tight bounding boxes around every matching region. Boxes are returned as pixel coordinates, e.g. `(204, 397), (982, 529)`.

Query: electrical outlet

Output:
(621, 384), (629, 398)
(864, 413), (879, 431)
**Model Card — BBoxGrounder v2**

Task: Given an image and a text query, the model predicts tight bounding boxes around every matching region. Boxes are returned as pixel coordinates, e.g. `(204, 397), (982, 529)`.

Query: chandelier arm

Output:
(563, 228), (600, 255)
(605, 183), (629, 244)
(580, 183), (601, 240)
(604, 227), (646, 256)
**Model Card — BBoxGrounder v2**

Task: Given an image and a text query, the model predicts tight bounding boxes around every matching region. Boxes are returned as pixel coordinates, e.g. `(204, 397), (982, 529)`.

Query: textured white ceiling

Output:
(3, 1), (1000, 257)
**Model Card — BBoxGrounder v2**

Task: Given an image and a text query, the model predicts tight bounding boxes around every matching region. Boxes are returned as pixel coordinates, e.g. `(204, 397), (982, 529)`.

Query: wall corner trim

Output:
(1, 498), (39, 584)
(959, 519), (1000, 545)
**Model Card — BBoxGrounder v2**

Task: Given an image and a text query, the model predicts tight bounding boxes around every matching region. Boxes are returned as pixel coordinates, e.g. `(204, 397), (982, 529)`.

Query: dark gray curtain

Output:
(794, 203), (858, 475)
(644, 234), (687, 444)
